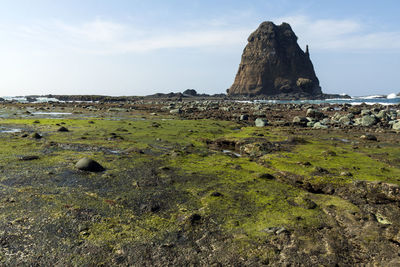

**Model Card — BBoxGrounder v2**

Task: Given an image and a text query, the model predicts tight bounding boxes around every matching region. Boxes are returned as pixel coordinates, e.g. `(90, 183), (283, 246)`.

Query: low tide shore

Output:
(0, 98), (399, 265)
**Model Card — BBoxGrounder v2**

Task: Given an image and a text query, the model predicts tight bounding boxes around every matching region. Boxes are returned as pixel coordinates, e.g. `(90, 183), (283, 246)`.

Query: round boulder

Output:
(75, 158), (105, 172)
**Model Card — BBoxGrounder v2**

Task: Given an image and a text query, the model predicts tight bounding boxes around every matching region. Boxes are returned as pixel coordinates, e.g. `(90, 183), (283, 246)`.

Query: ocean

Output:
(2, 94), (400, 105)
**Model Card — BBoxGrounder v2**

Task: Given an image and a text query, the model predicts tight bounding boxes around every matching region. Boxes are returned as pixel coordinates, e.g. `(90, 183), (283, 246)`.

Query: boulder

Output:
(31, 132), (42, 139)
(361, 115), (378, 127)
(228, 21), (322, 96)
(57, 126), (69, 132)
(182, 89), (197, 96)
(75, 158), (105, 172)
(170, 108), (182, 114)
(338, 116), (352, 125)
(292, 116), (308, 126)
(255, 118), (268, 127)
(240, 114), (249, 121)
(313, 122), (329, 129)
(360, 134), (378, 141)
(392, 121), (400, 130)
(306, 108), (325, 119)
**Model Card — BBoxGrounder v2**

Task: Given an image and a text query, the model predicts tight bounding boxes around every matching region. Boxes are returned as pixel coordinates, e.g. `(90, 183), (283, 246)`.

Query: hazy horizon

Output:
(0, 0), (399, 97)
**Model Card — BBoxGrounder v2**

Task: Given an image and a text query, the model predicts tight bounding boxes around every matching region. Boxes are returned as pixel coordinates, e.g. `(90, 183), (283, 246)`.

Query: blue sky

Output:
(0, 0), (399, 96)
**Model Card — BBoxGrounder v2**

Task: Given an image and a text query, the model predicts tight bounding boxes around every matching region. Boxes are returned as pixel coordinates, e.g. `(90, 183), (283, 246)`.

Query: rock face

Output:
(228, 21), (322, 96)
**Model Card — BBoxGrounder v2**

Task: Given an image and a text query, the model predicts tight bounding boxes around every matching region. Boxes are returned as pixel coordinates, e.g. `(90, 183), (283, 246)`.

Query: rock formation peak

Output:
(228, 21), (322, 96)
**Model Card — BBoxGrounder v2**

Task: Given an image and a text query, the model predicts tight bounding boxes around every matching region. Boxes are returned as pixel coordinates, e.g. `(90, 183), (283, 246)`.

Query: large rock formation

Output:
(228, 21), (322, 96)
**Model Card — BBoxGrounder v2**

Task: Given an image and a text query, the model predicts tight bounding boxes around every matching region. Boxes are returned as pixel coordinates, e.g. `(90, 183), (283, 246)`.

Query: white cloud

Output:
(8, 18), (250, 54)
(4, 15), (400, 55)
(275, 15), (400, 52)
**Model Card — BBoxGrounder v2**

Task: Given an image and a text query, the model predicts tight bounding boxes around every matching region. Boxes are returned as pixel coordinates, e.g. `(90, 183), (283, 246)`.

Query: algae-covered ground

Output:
(0, 110), (400, 265)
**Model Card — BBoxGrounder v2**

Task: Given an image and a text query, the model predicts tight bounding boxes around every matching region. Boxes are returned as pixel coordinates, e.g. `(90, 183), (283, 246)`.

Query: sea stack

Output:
(228, 21), (322, 97)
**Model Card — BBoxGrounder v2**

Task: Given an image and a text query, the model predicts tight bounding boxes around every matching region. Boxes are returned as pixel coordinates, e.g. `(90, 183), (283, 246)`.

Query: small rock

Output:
(303, 198), (317, 209)
(392, 121), (400, 130)
(361, 115), (378, 127)
(255, 118), (268, 127)
(306, 109), (325, 120)
(313, 122), (329, 129)
(292, 116), (308, 125)
(170, 108), (182, 114)
(189, 213), (202, 225)
(75, 158), (105, 172)
(57, 126), (69, 132)
(314, 166), (329, 174)
(360, 134), (378, 141)
(257, 173), (275, 180)
(240, 114), (249, 121)
(19, 155), (39, 161)
(210, 192), (223, 197)
(262, 226), (287, 234)
(31, 132), (42, 139)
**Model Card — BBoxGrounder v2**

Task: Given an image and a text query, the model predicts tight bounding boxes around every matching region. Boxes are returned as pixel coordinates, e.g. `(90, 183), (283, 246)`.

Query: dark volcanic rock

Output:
(228, 21), (322, 97)
(182, 89), (197, 96)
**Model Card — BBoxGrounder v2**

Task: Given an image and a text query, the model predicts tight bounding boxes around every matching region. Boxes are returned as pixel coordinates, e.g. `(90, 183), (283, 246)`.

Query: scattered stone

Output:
(360, 134), (378, 141)
(392, 121), (400, 130)
(292, 116), (308, 126)
(262, 226), (287, 234)
(75, 158), (105, 172)
(306, 109), (325, 120)
(170, 108), (182, 114)
(361, 115), (378, 127)
(57, 126), (69, 132)
(303, 198), (317, 209)
(314, 166), (329, 174)
(189, 213), (202, 225)
(340, 171), (353, 177)
(210, 192), (223, 197)
(255, 118), (268, 127)
(31, 132), (42, 139)
(313, 122), (328, 129)
(240, 114), (249, 121)
(257, 173), (275, 180)
(338, 116), (352, 125)
(19, 155), (40, 161)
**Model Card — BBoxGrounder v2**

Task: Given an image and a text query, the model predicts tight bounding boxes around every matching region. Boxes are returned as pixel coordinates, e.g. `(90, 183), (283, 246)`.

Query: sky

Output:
(0, 0), (399, 96)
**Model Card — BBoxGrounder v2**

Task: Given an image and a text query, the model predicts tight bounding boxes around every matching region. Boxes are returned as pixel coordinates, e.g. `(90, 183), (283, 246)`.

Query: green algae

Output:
(0, 116), (399, 264)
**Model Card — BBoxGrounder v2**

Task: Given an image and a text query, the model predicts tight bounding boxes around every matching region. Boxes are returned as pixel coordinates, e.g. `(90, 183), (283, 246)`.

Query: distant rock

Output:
(228, 21), (322, 97)
(182, 89), (197, 96)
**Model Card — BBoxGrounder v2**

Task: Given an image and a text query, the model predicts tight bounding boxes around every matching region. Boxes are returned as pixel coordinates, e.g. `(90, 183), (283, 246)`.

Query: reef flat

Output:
(0, 100), (399, 265)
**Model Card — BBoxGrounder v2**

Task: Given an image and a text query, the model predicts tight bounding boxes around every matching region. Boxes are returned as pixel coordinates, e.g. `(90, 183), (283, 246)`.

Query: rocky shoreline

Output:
(0, 99), (399, 265)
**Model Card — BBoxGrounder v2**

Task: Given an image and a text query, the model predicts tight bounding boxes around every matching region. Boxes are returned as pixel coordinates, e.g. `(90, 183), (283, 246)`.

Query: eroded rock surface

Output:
(228, 21), (322, 97)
